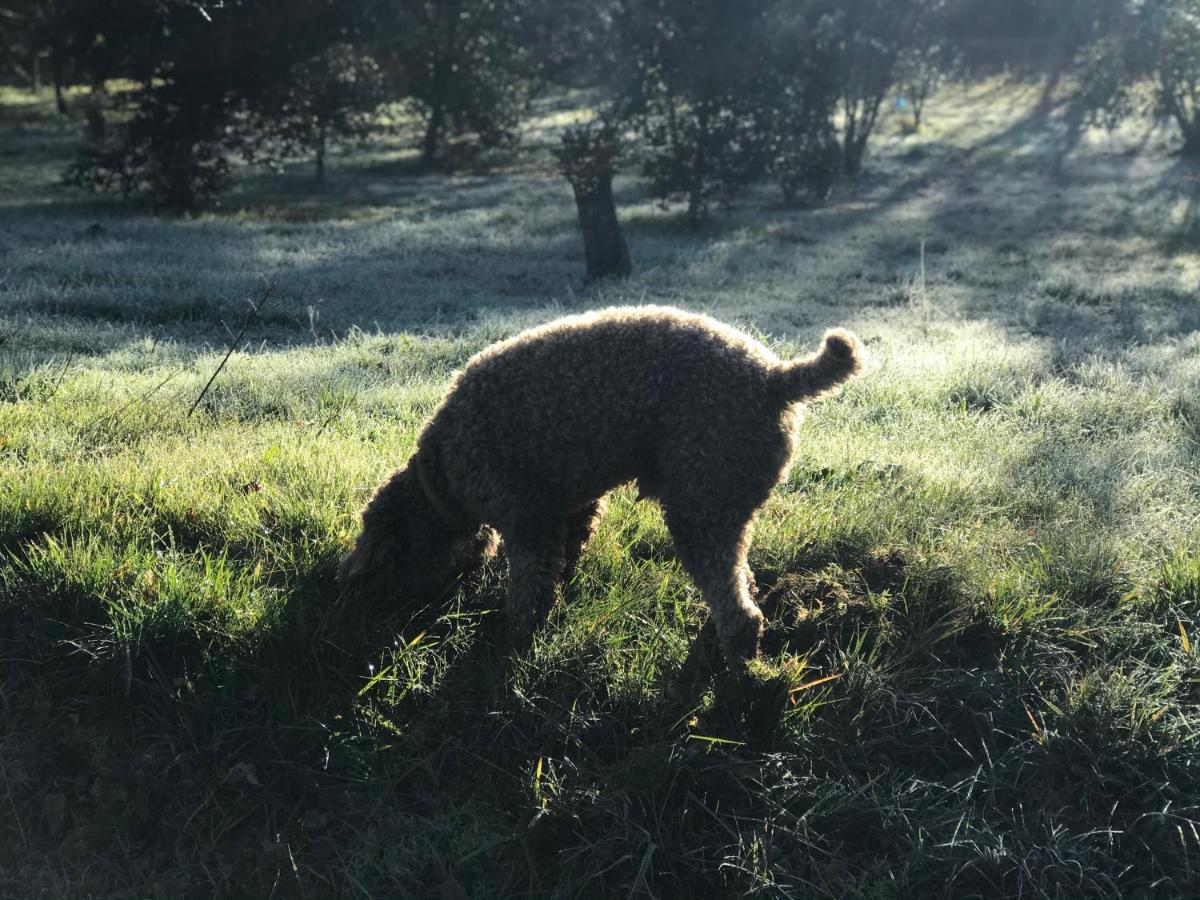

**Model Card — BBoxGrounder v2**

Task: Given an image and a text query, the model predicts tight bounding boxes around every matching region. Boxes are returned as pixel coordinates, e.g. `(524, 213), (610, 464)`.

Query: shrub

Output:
(53, 1), (375, 207)
(64, 82), (236, 209)
(771, 120), (842, 206)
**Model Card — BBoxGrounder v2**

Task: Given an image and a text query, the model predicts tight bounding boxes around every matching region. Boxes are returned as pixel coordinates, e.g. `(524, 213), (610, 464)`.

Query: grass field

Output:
(2, 80), (1200, 898)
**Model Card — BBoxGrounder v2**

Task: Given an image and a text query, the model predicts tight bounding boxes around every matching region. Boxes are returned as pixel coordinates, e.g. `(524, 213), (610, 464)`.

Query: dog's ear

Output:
(338, 543), (367, 582)
(338, 531), (389, 585)
(339, 469), (413, 588)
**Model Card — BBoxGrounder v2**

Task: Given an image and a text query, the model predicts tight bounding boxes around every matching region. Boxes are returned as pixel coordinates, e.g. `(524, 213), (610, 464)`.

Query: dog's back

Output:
(422, 306), (859, 513)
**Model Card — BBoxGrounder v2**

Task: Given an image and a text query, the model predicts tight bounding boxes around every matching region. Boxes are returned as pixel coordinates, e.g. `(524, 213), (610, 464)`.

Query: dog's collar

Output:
(414, 453), (474, 534)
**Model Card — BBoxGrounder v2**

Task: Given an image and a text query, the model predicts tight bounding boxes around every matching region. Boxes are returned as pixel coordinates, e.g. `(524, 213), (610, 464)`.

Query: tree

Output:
(65, 80), (237, 208)
(615, 0), (776, 224)
(23, 0), (221, 116)
(555, 122), (631, 280)
(57, 0), (376, 207)
(819, 0), (929, 175)
(1082, 0), (1200, 156)
(0, 1), (45, 89)
(387, 0), (535, 166)
(609, 0), (947, 215)
(763, 3), (842, 204)
(896, 4), (961, 133)
(258, 44), (387, 180)
(514, 0), (624, 87)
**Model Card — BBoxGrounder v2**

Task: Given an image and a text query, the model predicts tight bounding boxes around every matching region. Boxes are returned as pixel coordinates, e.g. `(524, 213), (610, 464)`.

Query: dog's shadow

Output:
(253, 555), (510, 708)
(254, 551), (875, 764)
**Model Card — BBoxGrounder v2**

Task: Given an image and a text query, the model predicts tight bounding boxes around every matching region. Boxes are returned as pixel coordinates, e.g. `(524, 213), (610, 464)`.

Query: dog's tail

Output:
(769, 328), (863, 403)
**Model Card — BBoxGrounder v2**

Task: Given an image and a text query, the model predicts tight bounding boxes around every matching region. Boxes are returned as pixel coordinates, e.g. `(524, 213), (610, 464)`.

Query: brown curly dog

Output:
(339, 306), (862, 670)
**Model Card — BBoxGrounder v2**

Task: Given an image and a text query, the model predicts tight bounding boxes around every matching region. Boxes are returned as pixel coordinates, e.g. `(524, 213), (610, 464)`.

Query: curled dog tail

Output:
(769, 328), (863, 403)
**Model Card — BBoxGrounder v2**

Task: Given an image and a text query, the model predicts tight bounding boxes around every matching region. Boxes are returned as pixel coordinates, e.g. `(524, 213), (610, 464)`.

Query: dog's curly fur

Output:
(339, 305), (863, 669)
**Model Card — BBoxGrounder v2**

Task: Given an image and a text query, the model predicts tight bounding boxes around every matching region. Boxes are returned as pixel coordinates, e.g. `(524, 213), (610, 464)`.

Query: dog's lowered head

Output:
(338, 465), (499, 604)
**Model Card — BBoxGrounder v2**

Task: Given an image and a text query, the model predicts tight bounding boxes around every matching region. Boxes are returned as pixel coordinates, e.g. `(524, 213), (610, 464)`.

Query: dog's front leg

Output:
(504, 533), (565, 653)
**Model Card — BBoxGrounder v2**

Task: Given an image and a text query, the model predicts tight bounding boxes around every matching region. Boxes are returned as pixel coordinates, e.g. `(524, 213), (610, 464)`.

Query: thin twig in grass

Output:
(910, 237), (933, 335)
(218, 319), (237, 343)
(312, 411), (340, 438)
(43, 350), (73, 399)
(188, 282), (276, 418)
(106, 370), (181, 427)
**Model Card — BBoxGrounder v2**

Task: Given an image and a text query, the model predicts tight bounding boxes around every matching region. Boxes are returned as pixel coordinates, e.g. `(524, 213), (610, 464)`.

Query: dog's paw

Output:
(718, 607), (765, 672)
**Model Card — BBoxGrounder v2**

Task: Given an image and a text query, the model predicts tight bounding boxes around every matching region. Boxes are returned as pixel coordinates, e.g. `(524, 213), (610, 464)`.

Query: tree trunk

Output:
(569, 170), (630, 281)
(53, 57), (67, 116)
(686, 187), (705, 225)
(687, 106), (710, 225)
(316, 123), (327, 180)
(557, 124), (631, 280)
(84, 78), (107, 143)
(843, 92), (883, 174)
(842, 102), (859, 175)
(422, 98), (445, 166)
(843, 137), (865, 176)
(163, 146), (195, 210)
(1181, 119), (1200, 158)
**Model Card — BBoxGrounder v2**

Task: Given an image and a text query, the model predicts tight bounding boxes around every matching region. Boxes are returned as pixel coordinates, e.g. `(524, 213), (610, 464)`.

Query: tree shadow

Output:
(1145, 155), (1200, 253)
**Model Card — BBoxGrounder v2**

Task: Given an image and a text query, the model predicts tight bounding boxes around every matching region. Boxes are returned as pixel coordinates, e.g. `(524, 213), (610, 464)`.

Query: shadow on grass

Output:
(4, 511), (1200, 897)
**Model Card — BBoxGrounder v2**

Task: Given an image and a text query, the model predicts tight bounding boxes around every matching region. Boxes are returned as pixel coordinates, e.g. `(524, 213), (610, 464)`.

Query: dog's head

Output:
(337, 467), (499, 604)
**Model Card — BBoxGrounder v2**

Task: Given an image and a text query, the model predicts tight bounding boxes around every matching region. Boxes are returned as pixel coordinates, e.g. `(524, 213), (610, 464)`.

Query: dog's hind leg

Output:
(661, 503), (764, 670)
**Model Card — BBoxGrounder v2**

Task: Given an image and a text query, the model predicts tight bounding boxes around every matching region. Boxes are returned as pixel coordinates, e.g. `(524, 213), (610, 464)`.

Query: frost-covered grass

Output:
(2, 80), (1200, 898)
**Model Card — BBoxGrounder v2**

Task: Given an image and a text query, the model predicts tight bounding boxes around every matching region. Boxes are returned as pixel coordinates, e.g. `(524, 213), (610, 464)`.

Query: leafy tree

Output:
(55, 0), (374, 207)
(763, 4), (842, 205)
(257, 44), (387, 180)
(555, 122), (631, 280)
(615, 0), (775, 223)
(56, 2), (244, 207)
(0, 1), (45, 88)
(896, 3), (961, 133)
(516, 0), (623, 87)
(1081, 0), (1200, 156)
(387, 0), (535, 166)
(13, 0), (156, 121)
(609, 0), (950, 215)
(65, 80), (238, 207)
(817, 0), (930, 175)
